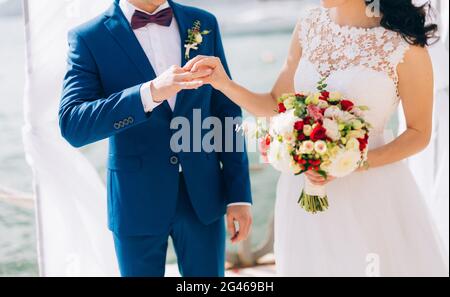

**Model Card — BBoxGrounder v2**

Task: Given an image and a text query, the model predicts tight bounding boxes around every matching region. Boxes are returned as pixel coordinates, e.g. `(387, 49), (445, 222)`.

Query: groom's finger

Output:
(235, 216), (251, 243)
(175, 81), (204, 89)
(175, 69), (212, 81)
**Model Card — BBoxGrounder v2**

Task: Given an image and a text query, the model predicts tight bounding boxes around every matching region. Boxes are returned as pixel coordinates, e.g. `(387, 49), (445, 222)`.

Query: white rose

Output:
(323, 118), (340, 142)
(314, 140), (328, 155)
(320, 160), (332, 172)
(329, 92), (343, 101)
(283, 95), (296, 109)
(346, 130), (366, 140)
(351, 119), (363, 130)
(324, 106), (344, 119)
(290, 161), (303, 174)
(346, 138), (360, 151)
(267, 140), (294, 173)
(317, 100), (329, 109)
(303, 125), (313, 136)
(270, 110), (297, 136)
(340, 111), (356, 122)
(300, 140), (315, 154)
(328, 150), (361, 177)
(351, 107), (365, 118)
(195, 33), (203, 44)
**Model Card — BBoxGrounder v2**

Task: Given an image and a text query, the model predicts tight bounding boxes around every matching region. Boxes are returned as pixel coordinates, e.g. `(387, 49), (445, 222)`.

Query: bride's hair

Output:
(365, 0), (439, 47)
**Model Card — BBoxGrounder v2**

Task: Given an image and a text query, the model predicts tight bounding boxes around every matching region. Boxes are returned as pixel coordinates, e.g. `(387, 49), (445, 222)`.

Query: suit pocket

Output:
(108, 155), (142, 172)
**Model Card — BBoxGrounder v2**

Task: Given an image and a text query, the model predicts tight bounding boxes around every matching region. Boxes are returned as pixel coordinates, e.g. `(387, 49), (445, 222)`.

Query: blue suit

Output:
(59, 0), (252, 276)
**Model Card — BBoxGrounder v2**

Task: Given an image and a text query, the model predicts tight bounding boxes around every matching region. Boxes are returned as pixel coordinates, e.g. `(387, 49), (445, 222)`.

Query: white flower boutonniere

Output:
(185, 20), (211, 60)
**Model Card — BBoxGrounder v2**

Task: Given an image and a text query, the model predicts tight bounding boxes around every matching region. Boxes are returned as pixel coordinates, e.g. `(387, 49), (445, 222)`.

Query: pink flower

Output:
(307, 104), (324, 121)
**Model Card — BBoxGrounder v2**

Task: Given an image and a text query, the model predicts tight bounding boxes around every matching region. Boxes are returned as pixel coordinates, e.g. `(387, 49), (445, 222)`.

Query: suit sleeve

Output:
(210, 18), (253, 205)
(59, 31), (150, 148)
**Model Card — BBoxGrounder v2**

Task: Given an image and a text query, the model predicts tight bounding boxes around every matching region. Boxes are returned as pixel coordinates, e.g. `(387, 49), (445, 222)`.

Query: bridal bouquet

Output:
(243, 79), (371, 214)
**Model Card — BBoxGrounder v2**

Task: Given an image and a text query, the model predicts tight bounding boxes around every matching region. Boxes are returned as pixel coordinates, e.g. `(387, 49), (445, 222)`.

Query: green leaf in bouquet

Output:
(317, 169), (328, 179)
(358, 105), (370, 111)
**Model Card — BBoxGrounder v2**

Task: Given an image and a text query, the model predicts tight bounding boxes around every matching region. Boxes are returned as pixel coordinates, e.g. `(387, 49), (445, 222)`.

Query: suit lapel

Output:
(169, 0), (190, 116)
(104, 0), (157, 82)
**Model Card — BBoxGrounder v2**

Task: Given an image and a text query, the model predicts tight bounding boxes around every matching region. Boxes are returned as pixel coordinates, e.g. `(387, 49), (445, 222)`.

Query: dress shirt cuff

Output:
(140, 81), (162, 113)
(227, 203), (252, 207)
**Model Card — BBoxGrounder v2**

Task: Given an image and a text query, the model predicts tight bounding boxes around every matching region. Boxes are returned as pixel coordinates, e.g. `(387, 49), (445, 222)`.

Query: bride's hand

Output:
(304, 171), (336, 186)
(183, 55), (231, 91)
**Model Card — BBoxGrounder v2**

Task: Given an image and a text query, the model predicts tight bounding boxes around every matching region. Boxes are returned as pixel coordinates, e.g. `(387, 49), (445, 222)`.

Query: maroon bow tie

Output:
(131, 7), (173, 30)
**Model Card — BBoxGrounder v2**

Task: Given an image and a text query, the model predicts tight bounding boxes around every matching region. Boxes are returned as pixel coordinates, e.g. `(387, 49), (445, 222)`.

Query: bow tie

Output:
(131, 7), (173, 30)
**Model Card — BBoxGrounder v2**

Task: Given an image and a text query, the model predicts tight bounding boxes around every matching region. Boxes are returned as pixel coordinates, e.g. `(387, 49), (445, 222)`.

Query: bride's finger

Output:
(191, 57), (220, 72)
(183, 55), (208, 71)
(307, 178), (328, 186)
(305, 171), (325, 181)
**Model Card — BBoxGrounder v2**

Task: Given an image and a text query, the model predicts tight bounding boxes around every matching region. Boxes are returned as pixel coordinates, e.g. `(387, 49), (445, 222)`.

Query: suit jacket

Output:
(59, 0), (252, 236)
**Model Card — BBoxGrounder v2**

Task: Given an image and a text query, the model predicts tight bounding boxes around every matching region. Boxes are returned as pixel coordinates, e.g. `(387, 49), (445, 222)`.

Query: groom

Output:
(59, 0), (252, 277)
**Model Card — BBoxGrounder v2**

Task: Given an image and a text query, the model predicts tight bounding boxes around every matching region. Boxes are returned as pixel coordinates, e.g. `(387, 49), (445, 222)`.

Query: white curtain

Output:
(400, 0), (450, 251)
(22, 0), (119, 276)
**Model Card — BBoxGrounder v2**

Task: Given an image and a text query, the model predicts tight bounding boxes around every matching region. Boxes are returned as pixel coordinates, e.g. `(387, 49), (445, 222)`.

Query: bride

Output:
(185, 0), (448, 276)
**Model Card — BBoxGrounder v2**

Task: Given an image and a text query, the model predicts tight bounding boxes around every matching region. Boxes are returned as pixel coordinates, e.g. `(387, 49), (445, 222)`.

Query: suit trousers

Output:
(113, 173), (226, 277)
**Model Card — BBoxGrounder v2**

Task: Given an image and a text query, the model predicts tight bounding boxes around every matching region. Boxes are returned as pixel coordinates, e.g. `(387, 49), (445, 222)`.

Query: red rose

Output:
(265, 135), (271, 146)
(297, 133), (306, 141)
(320, 91), (330, 101)
(303, 116), (313, 125)
(340, 100), (355, 111)
(310, 124), (327, 141)
(278, 103), (287, 113)
(358, 134), (369, 151)
(294, 120), (305, 131)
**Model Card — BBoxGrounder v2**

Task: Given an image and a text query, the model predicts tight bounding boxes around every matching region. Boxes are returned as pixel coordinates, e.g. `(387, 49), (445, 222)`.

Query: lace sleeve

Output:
(386, 38), (411, 86)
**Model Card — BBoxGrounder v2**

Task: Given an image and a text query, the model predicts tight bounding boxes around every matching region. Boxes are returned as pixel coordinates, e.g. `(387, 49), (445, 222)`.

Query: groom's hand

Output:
(227, 205), (253, 244)
(150, 65), (212, 102)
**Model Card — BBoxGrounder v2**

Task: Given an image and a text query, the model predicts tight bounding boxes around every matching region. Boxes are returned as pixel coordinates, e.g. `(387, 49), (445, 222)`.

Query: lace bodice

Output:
(299, 8), (409, 88)
(294, 8), (410, 141)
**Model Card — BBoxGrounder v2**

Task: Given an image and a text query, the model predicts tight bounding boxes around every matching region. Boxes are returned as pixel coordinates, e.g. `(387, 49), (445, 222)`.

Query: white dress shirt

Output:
(119, 1), (250, 207)
(120, 0), (180, 112)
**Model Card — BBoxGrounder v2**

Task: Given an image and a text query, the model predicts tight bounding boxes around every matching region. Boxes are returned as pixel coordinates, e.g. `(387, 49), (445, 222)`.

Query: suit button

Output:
(170, 156), (179, 165)
(114, 123), (121, 130)
(128, 117), (134, 124)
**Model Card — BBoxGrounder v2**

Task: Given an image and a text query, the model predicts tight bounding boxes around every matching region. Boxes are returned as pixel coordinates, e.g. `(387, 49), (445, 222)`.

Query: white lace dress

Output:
(274, 8), (449, 277)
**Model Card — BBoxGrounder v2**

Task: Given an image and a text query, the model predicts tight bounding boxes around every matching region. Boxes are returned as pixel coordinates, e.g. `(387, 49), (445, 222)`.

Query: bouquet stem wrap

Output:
(298, 178), (329, 213)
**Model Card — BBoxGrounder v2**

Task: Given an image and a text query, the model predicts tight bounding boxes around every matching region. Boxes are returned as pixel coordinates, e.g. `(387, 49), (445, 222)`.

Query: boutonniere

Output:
(184, 20), (211, 60)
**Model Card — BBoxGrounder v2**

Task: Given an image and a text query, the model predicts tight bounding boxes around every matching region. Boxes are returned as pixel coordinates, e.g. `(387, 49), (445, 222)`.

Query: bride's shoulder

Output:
(296, 6), (326, 32)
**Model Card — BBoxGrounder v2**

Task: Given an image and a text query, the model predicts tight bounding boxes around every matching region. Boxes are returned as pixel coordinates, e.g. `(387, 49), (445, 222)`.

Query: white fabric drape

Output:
(22, 0), (119, 276)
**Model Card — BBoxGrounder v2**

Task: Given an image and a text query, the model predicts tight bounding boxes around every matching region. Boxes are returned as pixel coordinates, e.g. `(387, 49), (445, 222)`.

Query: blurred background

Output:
(0, 0), (318, 276)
